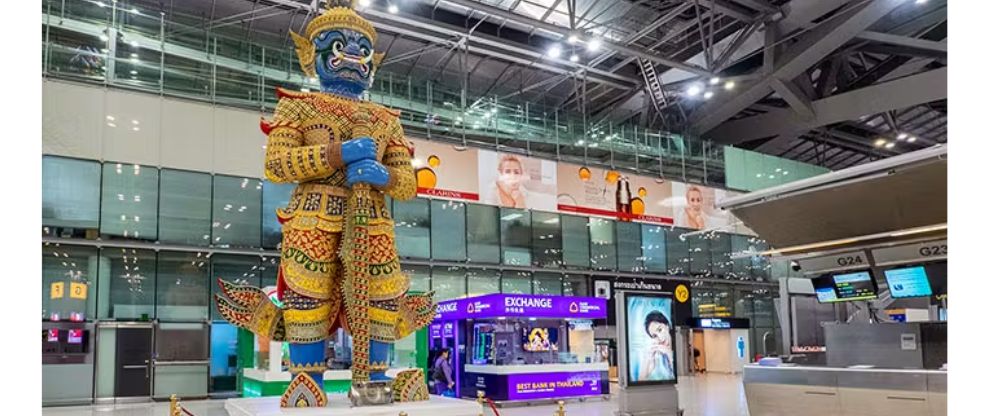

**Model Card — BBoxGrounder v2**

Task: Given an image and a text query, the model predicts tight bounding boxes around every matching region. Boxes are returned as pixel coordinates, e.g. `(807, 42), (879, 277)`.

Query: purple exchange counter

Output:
(429, 294), (611, 403)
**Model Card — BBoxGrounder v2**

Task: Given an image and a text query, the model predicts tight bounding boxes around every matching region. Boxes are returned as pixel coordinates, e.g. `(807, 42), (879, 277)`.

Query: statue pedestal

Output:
(224, 395), (483, 416)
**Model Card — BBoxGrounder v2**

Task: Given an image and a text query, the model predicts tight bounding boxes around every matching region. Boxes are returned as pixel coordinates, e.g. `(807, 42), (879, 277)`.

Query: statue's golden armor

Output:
(257, 87), (432, 346)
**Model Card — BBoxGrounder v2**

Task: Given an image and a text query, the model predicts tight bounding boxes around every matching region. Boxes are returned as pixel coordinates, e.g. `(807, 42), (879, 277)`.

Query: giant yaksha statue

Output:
(214, 0), (435, 407)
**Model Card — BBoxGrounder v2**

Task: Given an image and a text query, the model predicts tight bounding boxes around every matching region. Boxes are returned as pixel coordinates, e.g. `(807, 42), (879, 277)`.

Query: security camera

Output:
(791, 261), (801, 272)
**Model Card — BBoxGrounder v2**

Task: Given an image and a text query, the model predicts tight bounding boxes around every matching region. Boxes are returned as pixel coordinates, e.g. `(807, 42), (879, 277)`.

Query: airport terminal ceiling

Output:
(48, 0), (946, 170)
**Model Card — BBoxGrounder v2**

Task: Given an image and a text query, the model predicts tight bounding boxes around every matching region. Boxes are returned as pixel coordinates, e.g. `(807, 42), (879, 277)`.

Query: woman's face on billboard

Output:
(647, 321), (671, 345)
(499, 160), (523, 177)
(686, 188), (703, 210)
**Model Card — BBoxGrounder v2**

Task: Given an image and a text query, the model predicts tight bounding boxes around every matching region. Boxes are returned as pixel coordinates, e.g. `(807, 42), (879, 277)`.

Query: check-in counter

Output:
(743, 364), (946, 416)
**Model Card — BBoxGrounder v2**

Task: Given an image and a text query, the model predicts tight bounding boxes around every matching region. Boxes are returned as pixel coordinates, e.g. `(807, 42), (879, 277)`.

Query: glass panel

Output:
(209, 322), (238, 393)
(210, 255), (262, 321)
(42, 156), (101, 235)
(502, 271), (532, 294)
(531, 212), (562, 268)
(688, 234), (712, 276)
(589, 218), (616, 270)
(431, 200), (467, 261)
(212, 176), (263, 248)
(159, 169), (212, 246)
(394, 198), (431, 259)
(533, 272), (562, 296)
(616, 221), (642, 273)
(156, 251), (210, 321)
(641, 224), (667, 273)
(467, 204), (500, 263)
(404, 265), (431, 293)
(262, 182), (295, 248)
(100, 248), (157, 320)
(100, 163), (159, 240)
(730, 235), (752, 280)
(500, 208), (531, 266)
(563, 275), (588, 296)
(467, 268), (500, 297)
(666, 227), (690, 275)
(42, 245), (98, 321)
(561, 215), (590, 269)
(710, 234), (733, 278)
(432, 266), (465, 302)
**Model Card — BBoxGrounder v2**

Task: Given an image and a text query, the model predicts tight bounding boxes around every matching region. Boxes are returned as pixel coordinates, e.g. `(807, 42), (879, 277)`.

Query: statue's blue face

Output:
(313, 29), (375, 98)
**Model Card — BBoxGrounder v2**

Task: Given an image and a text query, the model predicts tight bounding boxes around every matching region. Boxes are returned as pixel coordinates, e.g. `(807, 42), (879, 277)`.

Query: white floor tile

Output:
(42, 374), (747, 416)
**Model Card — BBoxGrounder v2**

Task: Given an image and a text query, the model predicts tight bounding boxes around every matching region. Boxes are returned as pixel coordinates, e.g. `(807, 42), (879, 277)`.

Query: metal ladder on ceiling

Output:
(638, 58), (673, 126)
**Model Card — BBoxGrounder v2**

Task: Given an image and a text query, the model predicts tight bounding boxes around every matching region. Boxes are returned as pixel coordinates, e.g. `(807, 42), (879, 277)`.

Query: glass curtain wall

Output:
(430, 200), (467, 261)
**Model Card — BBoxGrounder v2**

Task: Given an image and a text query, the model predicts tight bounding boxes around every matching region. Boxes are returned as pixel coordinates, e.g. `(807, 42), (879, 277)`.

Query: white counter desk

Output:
(743, 364), (946, 416)
(464, 362), (609, 375)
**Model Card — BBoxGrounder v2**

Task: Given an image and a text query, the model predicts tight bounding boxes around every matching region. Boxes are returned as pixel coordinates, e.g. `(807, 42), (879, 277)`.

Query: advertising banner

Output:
(433, 294), (606, 321)
(667, 182), (732, 230)
(478, 151), (558, 211)
(556, 163), (675, 224)
(624, 293), (677, 385)
(507, 371), (605, 401)
(406, 137), (751, 232)
(411, 138), (480, 201)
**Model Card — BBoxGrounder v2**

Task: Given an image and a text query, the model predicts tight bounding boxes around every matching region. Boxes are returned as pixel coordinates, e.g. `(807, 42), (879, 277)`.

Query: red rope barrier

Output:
(484, 397), (501, 416)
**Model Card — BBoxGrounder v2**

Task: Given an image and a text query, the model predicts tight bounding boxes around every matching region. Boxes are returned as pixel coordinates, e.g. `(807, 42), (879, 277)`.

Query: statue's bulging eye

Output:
(360, 46), (372, 58)
(332, 41), (345, 53)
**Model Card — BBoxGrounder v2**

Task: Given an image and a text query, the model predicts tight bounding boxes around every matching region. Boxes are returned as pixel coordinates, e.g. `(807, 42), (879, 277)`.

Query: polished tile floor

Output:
(42, 374), (748, 416)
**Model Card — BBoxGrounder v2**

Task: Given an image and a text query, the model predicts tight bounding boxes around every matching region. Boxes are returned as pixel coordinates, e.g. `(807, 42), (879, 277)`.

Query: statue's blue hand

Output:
(346, 159), (389, 187)
(341, 137), (377, 165)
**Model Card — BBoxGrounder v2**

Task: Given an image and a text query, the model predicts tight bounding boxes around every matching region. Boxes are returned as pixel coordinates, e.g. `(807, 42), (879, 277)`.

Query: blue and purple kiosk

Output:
(429, 293), (610, 403)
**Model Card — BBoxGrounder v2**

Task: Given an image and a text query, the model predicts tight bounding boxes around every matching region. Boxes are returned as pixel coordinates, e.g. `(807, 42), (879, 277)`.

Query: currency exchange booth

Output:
(431, 293), (610, 404)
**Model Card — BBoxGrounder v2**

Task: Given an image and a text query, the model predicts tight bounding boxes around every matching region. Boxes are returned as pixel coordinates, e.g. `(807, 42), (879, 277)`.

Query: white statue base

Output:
(224, 395), (483, 416)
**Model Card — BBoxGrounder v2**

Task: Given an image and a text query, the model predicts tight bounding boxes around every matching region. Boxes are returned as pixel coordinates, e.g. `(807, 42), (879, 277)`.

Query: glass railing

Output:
(42, 0), (731, 185)
(42, 0), (824, 191)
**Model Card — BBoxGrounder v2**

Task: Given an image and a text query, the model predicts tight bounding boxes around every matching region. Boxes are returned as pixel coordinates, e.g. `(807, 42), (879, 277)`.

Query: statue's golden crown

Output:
(289, 0), (383, 77)
(302, 0), (377, 44)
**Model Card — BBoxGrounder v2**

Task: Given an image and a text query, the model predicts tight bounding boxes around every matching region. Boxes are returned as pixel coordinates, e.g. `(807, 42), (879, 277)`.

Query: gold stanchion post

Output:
(169, 394), (179, 416)
(476, 391), (486, 416)
(554, 400), (566, 416)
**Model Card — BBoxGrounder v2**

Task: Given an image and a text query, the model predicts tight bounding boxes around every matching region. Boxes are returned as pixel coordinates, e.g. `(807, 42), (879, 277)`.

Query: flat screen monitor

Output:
(46, 329), (59, 343)
(622, 293), (676, 386)
(831, 270), (878, 301)
(521, 327), (559, 352)
(810, 276), (838, 303)
(67, 329), (84, 344)
(885, 266), (933, 298)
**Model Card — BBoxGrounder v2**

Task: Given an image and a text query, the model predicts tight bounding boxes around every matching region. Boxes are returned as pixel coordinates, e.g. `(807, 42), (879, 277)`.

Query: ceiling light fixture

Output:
(547, 45), (562, 58)
(907, 136), (917, 143)
(359, 0), (372, 6)
(885, 142), (896, 149)
(686, 84), (703, 97)
(568, 34), (580, 44)
(569, 54), (579, 63)
(586, 38), (601, 52)
(703, 91), (714, 99)
(897, 133), (908, 140)
(874, 138), (886, 147)
(724, 80), (735, 90)
(709, 77), (720, 85)
(388, 4), (399, 14)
